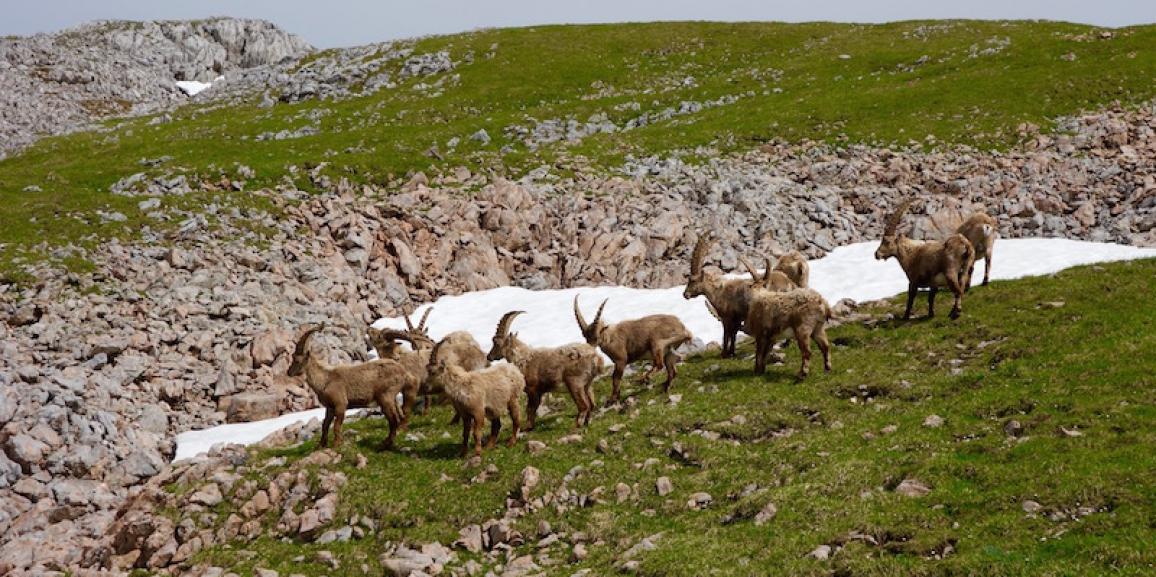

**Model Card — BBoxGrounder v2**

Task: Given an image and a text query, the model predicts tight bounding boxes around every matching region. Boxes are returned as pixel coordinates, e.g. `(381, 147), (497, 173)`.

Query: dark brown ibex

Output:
(683, 233), (755, 358)
(875, 199), (976, 320)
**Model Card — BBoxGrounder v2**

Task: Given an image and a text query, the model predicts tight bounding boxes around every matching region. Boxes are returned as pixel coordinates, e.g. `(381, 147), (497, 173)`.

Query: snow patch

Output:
(173, 408), (363, 462)
(176, 80), (212, 96)
(174, 238), (1155, 461)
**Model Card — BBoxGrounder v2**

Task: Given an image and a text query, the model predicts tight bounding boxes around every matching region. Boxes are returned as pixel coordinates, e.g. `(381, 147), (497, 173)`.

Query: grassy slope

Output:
(186, 259), (1156, 576)
(3, 20), (1156, 278)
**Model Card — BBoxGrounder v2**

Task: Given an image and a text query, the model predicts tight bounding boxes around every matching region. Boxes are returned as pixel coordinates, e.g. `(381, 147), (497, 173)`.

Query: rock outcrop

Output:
(0, 17), (312, 158)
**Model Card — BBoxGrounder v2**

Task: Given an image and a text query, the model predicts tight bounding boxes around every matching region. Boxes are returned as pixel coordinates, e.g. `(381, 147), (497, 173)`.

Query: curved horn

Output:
(403, 309), (415, 331)
(763, 256), (776, 277)
(738, 256), (761, 281)
(295, 323), (324, 355)
(884, 198), (914, 236)
(494, 311), (525, 338)
(592, 298), (608, 327)
(690, 233), (714, 278)
(573, 295), (588, 332)
(374, 327), (412, 342)
(416, 307), (432, 333)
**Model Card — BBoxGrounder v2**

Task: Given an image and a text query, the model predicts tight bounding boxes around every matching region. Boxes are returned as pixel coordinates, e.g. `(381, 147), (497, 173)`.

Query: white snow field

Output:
(175, 80), (212, 96)
(174, 238), (1156, 460)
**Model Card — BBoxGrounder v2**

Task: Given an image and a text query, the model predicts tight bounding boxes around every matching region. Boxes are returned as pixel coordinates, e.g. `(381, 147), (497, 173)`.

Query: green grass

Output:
(184, 259), (1156, 576)
(4, 20), (1156, 279)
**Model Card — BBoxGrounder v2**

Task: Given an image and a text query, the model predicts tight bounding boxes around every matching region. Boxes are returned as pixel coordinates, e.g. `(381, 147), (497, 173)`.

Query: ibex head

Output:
(875, 199), (913, 261)
(288, 323), (325, 377)
(573, 296), (608, 345)
(683, 233), (714, 299)
(368, 307), (435, 357)
(487, 310), (525, 362)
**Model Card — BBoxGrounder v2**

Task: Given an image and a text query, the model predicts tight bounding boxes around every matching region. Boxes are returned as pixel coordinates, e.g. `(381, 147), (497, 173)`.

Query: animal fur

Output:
(875, 199), (976, 320)
(745, 288), (833, 378)
(487, 311), (605, 429)
(426, 355), (523, 458)
(288, 324), (417, 450)
(956, 212), (999, 287)
(683, 233), (757, 358)
(574, 296), (692, 402)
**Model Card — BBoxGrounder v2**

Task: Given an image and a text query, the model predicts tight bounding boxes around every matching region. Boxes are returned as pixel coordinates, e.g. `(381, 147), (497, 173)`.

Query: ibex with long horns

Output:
(487, 311), (604, 429)
(740, 256), (799, 292)
(683, 233), (757, 357)
(875, 199), (976, 320)
(288, 324), (418, 450)
(574, 296), (692, 402)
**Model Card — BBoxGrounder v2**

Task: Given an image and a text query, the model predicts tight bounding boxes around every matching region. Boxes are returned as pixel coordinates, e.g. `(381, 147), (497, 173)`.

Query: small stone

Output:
(923, 414), (944, 428)
(894, 479), (930, 498)
(527, 440), (548, 454)
(189, 483), (223, 506)
(808, 544), (832, 560)
(753, 501), (777, 526)
(1022, 500), (1042, 514)
(615, 482), (632, 503)
(686, 492), (712, 510)
(1004, 419), (1024, 437)
(656, 476), (673, 497)
(571, 543), (588, 562)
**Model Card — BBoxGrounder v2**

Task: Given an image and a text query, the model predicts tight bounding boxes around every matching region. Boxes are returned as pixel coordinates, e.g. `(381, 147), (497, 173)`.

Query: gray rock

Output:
(655, 476), (673, 497)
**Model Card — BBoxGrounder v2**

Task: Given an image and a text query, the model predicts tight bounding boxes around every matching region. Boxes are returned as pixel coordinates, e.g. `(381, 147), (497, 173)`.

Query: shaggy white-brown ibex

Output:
(875, 199), (976, 320)
(574, 296), (692, 402)
(745, 288), (833, 378)
(956, 212), (998, 287)
(487, 311), (605, 429)
(426, 346), (523, 459)
(288, 324), (418, 450)
(683, 233), (755, 358)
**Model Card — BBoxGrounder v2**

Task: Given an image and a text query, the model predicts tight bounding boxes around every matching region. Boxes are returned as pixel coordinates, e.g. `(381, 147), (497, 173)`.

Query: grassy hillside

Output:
(3, 20), (1156, 279)
(180, 258), (1156, 576)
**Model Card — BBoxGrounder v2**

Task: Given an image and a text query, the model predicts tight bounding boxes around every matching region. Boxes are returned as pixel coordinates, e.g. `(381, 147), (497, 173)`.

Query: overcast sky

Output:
(3, 0), (1155, 48)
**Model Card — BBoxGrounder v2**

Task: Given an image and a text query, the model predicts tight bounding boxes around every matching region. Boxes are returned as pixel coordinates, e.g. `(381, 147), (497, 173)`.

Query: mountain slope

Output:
(2, 20), (1156, 278)
(108, 258), (1156, 576)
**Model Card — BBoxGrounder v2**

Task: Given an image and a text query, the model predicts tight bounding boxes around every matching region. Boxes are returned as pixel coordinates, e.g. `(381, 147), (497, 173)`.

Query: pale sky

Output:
(3, 0), (1155, 48)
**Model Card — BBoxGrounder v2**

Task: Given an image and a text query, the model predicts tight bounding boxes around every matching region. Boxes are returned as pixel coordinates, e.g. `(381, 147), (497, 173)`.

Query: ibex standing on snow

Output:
(875, 200), (976, 320)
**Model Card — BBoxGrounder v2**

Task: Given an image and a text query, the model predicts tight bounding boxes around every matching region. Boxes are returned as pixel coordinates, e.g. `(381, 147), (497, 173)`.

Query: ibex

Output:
(745, 288), (833, 378)
(683, 233), (755, 358)
(875, 199), (976, 320)
(740, 257), (798, 291)
(771, 251), (810, 289)
(366, 309), (434, 426)
(574, 296), (692, 402)
(487, 311), (605, 429)
(956, 212), (998, 287)
(426, 345), (523, 459)
(288, 324), (418, 450)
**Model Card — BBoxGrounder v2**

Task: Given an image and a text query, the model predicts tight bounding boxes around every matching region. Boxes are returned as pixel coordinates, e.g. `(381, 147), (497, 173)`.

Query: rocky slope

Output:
(0, 18), (311, 158)
(2, 94), (1156, 573)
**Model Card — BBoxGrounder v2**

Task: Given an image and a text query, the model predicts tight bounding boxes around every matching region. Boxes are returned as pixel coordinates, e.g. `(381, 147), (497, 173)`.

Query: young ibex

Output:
(956, 212), (998, 287)
(740, 257), (798, 291)
(487, 311), (605, 429)
(426, 347), (524, 459)
(288, 324), (418, 450)
(574, 296), (692, 402)
(875, 199), (976, 320)
(771, 251), (810, 289)
(683, 233), (755, 358)
(745, 288), (833, 378)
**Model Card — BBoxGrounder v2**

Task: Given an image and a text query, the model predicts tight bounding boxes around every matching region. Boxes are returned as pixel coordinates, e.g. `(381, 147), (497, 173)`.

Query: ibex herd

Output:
(287, 199), (996, 458)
